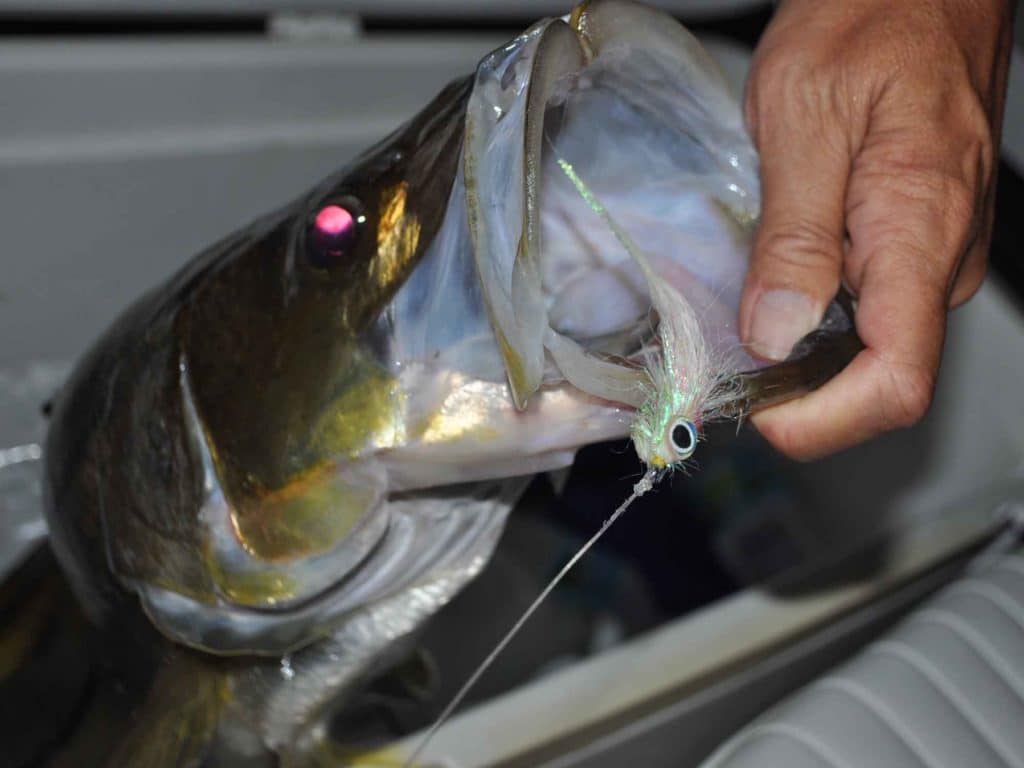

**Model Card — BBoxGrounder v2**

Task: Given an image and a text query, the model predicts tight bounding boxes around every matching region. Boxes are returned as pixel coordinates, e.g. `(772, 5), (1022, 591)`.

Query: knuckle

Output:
(749, 50), (826, 120)
(958, 94), (995, 179)
(940, 172), (979, 233)
(879, 359), (936, 429)
(752, 49), (805, 96)
(756, 221), (842, 277)
(854, 154), (981, 271)
(865, 153), (976, 221)
(951, 251), (989, 307)
(748, 42), (861, 156)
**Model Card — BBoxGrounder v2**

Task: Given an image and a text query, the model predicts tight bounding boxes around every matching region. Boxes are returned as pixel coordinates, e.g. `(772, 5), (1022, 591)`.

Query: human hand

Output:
(740, 0), (1013, 459)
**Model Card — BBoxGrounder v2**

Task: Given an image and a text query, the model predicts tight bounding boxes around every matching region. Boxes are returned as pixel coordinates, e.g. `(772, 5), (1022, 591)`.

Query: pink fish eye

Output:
(315, 205), (354, 236)
(307, 200), (362, 269)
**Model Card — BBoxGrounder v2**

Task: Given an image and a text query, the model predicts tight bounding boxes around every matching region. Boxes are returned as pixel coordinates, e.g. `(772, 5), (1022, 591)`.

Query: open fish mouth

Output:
(463, 1), (761, 411)
(457, 0), (859, 430)
(382, 0), (771, 486)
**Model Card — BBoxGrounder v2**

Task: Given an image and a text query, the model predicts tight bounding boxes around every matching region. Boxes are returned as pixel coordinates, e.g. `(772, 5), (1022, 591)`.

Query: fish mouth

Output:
(462, 0), (761, 414)
(364, 1), (769, 491)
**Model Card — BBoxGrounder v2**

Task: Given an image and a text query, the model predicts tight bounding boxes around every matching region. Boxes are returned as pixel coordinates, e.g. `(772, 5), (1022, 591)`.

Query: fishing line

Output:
(402, 468), (657, 768)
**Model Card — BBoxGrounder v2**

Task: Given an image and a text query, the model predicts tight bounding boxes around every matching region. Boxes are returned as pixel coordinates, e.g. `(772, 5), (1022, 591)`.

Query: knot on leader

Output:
(633, 467), (657, 496)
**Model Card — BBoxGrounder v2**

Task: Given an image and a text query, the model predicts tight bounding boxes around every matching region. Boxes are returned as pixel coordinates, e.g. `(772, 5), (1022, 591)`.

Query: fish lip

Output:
(371, 361), (636, 493)
(463, 11), (613, 411)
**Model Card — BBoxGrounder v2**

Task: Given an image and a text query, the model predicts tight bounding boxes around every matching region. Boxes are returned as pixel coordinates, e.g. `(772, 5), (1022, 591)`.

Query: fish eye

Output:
(306, 197), (364, 269)
(670, 420), (697, 459)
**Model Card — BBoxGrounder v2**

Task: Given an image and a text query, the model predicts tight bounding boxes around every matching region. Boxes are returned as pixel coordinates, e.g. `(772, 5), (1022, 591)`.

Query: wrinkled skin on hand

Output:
(740, 0), (1013, 459)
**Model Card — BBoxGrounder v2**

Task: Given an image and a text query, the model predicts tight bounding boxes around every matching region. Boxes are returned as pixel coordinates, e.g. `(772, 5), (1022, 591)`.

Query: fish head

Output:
(42, 78), (480, 654)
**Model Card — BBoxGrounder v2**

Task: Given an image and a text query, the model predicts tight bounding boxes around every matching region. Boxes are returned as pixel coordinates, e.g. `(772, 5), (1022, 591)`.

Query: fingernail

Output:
(748, 290), (821, 361)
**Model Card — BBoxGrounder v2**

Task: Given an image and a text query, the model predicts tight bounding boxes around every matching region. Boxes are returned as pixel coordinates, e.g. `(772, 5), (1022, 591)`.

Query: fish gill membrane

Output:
(26, 1), (864, 765)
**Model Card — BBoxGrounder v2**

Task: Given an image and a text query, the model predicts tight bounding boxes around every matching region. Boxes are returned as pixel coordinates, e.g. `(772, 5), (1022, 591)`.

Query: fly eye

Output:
(670, 420), (697, 459)
(306, 197), (363, 269)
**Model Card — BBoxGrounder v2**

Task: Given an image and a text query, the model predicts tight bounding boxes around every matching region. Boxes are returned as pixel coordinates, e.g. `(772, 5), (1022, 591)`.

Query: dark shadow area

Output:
(404, 448), (739, 733)
(991, 157), (1024, 305)
(0, 14), (264, 36)
(362, 5), (773, 48)
(0, 4), (774, 46)
(0, 545), (95, 768)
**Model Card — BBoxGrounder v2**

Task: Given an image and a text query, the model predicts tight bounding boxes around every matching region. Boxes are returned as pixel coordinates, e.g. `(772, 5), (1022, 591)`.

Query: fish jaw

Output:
(381, 363), (634, 492)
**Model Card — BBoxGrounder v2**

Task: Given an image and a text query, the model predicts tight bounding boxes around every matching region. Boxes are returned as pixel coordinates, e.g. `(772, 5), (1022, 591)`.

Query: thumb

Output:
(741, 80), (852, 361)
